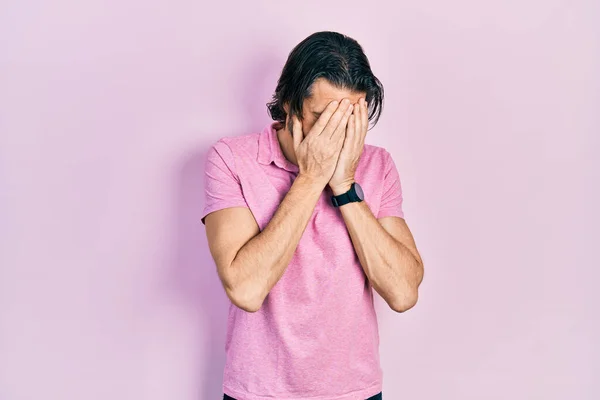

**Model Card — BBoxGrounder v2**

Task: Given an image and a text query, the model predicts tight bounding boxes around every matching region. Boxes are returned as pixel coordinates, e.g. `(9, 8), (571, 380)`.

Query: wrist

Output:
(295, 172), (328, 192)
(330, 181), (354, 196)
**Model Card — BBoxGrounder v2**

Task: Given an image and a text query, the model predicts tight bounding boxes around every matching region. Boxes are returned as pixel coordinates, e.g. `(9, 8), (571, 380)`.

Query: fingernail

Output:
(343, 99), (350, 104)
(332, 101), (339, 106)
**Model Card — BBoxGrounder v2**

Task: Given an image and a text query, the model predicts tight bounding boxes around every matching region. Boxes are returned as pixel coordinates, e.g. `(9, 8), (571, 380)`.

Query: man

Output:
(201, 31), (423, 400)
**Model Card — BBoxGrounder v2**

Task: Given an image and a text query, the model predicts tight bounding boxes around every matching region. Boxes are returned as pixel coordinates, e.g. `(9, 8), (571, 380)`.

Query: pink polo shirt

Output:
(201, 122), (405, 400)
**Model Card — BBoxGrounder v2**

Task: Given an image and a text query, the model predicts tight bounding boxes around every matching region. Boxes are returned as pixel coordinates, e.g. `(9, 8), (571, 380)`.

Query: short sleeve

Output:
(376, 150), (405, 219)
(201, 140), (250, 225)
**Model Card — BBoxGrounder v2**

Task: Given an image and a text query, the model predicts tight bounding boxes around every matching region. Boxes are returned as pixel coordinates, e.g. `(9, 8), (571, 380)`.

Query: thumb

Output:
(291, 114), (303, 151)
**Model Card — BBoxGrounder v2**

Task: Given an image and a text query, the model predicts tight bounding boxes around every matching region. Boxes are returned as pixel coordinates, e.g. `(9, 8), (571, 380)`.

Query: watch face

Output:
(354, 182), (364, 200)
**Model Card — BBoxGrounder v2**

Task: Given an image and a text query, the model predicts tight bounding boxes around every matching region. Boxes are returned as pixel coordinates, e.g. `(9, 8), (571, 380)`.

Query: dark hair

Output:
(267, 31), (384, 131)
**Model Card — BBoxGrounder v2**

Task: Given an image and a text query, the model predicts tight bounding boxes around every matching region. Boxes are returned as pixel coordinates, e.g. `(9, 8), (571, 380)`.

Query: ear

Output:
(283, 102), (290, 114)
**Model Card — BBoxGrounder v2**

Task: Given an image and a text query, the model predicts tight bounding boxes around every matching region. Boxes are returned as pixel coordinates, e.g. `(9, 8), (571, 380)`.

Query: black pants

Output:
(224, 392), (382, 400)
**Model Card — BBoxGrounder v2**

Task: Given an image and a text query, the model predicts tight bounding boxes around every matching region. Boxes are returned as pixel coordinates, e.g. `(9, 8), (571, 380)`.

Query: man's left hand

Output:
(328, 97), (369, 196)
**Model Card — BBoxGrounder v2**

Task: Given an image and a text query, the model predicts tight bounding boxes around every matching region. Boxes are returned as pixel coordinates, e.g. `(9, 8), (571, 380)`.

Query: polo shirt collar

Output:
(257, 122), (299, 173)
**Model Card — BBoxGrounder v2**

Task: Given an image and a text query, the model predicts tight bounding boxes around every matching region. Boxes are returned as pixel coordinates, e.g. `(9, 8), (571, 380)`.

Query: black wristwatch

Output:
(331, 182), (364, 207)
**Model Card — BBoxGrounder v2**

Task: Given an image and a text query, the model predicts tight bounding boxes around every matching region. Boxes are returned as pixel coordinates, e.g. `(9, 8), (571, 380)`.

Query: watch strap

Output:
(331, 183), (362, 207)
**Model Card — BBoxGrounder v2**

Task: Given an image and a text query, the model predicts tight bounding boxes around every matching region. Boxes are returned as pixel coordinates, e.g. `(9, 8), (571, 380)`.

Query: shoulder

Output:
(357, 144), (401, 187)
(211, 131), (261, 154)
(204, 131), (261, 181)
(361, 143), (392, 168)
(363, 143), (390, 157)
(219, 131), (260, 150)
(207, 131), (261, 165)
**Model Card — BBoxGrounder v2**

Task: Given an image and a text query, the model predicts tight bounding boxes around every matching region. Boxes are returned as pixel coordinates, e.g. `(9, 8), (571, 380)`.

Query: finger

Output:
(353, 106), (360, 138)
(321, 99), (352, 137)
(291, 114), (303, 150)
(340, 114), (355, 154)
(360, 99), (369, 150)
(308, 100), (339, 137)
(361, 98), (369, 133)
(331, 103), (353, 140)
(345, 113), (355, 147)
(353, 99), (362, 136)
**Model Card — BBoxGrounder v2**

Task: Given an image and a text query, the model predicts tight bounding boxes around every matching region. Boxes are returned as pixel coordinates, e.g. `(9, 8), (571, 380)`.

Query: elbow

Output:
(388, 290), (419, 313)
(224, 285), (265, 313)
(236, 299), (263, 313)
(390, 262), (424, 312)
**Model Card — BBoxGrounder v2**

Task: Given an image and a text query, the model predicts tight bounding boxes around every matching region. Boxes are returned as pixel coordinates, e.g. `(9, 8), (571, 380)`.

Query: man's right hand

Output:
(291, 99), (354, 186)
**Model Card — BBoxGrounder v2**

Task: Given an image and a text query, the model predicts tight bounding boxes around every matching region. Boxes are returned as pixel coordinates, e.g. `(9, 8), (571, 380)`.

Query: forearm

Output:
(339, 201), (423, 312)
(228, 174), (323, 310)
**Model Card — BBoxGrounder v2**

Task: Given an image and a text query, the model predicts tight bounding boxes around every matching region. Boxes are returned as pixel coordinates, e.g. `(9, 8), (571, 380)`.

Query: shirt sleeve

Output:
(376, 150), (405, 219)
(201, 140), (249, 225)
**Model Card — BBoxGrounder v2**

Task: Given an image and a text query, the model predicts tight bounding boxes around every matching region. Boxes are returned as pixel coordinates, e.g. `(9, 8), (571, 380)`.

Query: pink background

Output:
(1, 1), (598, 399)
